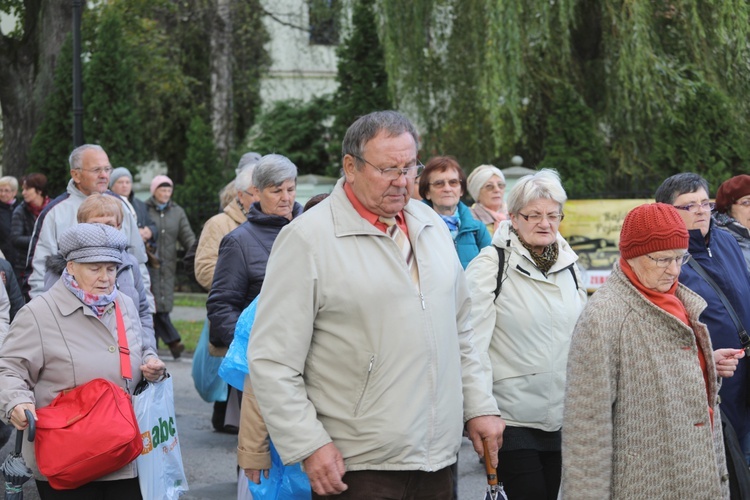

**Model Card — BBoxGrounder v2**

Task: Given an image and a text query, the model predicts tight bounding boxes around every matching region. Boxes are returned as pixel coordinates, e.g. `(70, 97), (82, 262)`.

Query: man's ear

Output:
(342, 154), (357, 182)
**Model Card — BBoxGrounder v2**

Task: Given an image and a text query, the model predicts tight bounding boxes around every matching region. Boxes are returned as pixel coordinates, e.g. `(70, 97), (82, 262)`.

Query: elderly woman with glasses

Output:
(465, 169), (587, 499)
(419, 156), (490, 268)
(713, 174), (750, 271)
(563, 203), (734, 499)
(655, 172), (750, 468)
(467, 164), (508, 236)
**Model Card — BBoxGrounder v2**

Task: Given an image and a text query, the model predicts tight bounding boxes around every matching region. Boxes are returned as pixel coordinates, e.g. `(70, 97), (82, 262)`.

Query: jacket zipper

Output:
(354, 355), (375, 416)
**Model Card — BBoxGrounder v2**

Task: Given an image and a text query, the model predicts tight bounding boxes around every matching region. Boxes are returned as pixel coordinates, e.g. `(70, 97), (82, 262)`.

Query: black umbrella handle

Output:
(24, 409), (35, 443)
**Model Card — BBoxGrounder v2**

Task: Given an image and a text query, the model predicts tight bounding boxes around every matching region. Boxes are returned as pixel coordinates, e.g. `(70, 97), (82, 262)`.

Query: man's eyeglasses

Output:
(80, 166), (114, 175)
(429, 179), (461, 188)
(645, 253), (691, 268)
(350, 154), (424, 180)
(517, 212), (564, 223)
(673, 201), (715, 213)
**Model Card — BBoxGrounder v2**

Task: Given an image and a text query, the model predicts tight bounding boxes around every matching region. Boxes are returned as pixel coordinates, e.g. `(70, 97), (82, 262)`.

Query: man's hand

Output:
(466, 415), (506, 469)
(714, 348), (745, 378)
(303, 442), (348, 496)
(244, 468), (269, 484)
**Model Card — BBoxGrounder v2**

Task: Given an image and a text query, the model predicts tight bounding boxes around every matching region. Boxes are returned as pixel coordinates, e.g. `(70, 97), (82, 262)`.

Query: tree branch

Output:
(259, 5), (309, 33)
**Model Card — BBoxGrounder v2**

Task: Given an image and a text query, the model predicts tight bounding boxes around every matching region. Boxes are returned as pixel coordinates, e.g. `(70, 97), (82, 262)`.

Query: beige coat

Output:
(194, 200), (246, 290)
(0, 279), (158, 482)
(562, 263), (729, 499)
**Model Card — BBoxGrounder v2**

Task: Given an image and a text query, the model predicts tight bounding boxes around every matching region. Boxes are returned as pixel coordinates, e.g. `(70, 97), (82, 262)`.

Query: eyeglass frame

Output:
(673, 201), (715, 213)
(428, 178), (462, 188)
(77, 166), (114, 175)
(516, 211), (565, 223)
(349, 153), (424, 180)
(644, 253), (691, 268)
(482, 181), (506, 190)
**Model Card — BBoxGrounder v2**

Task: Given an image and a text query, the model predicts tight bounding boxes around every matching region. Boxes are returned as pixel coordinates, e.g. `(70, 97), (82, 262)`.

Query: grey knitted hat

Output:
(109, 167), (133, 188)
(59, 223), (127, 264)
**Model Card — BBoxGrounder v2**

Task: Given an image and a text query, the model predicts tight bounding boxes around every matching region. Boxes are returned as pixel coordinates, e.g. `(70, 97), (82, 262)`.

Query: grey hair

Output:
(236, 151), (261, 175)
(69, 144), (105, 170)
(342, 111), (419, 167)
(507, 168), (567, 214)
(654, 173), (710, 204)
(0, 176), (18, 191)
(252, 154), (298, 191)
(234, 164), (256, 192)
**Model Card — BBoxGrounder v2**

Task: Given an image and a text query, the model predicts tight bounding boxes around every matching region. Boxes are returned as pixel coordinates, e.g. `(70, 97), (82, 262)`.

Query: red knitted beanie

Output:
(619, 203), (689, 259)
(715, 174), (750, 214)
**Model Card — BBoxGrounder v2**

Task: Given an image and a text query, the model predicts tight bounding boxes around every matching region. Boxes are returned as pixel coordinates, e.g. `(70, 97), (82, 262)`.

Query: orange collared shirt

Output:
(343, 182), (410, 237)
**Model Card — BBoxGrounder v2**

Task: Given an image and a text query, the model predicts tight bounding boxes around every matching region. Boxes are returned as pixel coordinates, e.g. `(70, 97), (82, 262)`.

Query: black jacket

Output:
(0, 200), (19, 269)
(128, 193), (158, 243)
(0, 258), (25, 321)
(10, 201), (36, 276)
(206, 201), (303, 347)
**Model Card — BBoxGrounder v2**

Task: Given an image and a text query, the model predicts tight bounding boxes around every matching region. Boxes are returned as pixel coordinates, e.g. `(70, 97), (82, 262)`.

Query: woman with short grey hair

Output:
(206, 154), (303, 436)
(465, 168), (586, 499)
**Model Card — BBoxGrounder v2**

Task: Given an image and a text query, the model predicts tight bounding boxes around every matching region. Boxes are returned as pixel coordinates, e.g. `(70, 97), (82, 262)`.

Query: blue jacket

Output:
(207, 201), (303, 348)
(679, 222), (750, 440)
(422, 200), (491, 268)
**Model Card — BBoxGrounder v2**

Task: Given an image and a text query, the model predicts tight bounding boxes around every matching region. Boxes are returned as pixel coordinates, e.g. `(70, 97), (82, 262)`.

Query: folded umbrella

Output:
(482, 440), (508, 500)
(1, 410), (36, 500)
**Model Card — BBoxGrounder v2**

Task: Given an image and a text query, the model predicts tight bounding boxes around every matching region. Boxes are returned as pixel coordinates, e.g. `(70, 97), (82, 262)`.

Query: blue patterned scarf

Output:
(62, 269), (118, 317)
(439, 213), (460, 240)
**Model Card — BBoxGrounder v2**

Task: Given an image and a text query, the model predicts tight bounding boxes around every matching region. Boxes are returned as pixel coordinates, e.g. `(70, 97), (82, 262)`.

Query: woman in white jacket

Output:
(465, 169), (587, 500)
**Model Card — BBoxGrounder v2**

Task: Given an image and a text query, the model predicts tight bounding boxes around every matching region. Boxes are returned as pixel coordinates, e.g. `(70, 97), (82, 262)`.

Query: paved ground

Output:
(0, 305), (492, 499)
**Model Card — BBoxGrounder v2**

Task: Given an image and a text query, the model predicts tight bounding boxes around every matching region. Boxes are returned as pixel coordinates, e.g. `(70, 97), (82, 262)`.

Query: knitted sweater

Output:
(562, 263), (729, 499)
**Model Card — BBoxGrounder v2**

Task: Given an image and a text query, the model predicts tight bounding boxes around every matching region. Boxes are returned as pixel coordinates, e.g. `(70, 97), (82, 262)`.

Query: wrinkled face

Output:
(343, 131), (417, 218)
(729, 194), (750, 230)
(153, 186), (173, 205)
(672, 188), (711, 237)
(425, 168), (462, 214)
(254, 179), (297, 220)
(21, 184), (42, 205)
(66, 261), (117, 295)
(111, 176), (132, 197)
(71, 149), (112, 195)
(0, 184), (17, 204)
(628, 249), (687, 293)
(477, 175), (506, 211)
(510, 198), (562, 254)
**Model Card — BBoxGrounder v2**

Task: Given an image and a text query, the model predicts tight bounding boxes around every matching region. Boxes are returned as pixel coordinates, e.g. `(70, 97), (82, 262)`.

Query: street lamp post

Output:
(72, 0), (84, 147)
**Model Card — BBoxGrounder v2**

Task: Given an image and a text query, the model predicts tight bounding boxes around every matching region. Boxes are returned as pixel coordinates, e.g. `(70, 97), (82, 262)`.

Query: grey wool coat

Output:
(562, 262), (729, 500)
(146, 198), (196, 313)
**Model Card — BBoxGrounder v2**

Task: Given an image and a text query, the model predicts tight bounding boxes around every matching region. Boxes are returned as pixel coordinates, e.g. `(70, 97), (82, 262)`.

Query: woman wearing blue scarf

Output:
(420, 156), (491, 268)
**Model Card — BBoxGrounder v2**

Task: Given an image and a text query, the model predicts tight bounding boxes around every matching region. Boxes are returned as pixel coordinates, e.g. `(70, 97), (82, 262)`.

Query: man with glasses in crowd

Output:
(26, 144), (149, 299)
(247, 111), (504, 499)
(655, 172), (750, 465)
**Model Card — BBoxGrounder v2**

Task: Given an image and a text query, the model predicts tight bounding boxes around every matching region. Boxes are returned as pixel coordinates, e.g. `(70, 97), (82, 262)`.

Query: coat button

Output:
(108, 346), (116, 353)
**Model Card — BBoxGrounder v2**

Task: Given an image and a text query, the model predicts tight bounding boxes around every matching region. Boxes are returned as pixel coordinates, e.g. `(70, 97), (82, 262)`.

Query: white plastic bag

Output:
(133, 375), (189, 499)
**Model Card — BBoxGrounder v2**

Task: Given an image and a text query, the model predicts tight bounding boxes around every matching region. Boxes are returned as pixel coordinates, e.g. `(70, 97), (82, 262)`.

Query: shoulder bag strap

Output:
(114, 302), (133, 386)
(687, 258), (750, 354)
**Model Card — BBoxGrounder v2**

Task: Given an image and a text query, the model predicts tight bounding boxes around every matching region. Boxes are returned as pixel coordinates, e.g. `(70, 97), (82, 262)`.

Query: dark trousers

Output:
(312, 467), (453, 500)
(36, 478), (142, 499)
(153, 311), (181, 345)
(497, 449), (561, 500)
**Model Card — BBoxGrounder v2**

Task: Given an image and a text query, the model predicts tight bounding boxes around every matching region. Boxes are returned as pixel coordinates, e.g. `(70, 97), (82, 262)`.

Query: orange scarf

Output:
(620, 258), (713, 427)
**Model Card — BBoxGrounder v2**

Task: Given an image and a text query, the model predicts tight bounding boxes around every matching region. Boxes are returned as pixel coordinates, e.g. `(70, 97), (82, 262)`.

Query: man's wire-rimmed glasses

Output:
(350, 154), (424, 180)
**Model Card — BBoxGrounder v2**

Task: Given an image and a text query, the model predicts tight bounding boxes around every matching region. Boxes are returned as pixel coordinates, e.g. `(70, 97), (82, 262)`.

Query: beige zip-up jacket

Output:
(248, 179), (500, 471)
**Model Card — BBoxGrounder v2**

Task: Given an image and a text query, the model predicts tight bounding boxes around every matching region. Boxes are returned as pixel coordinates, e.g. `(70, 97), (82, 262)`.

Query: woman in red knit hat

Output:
(714, 174), (750, 271)
(562, 202), (740, 499)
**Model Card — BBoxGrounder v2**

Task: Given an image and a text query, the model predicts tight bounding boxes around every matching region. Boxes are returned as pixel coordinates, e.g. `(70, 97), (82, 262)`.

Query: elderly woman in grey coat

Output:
(146, 175), (196, 359)
(0, 223), (166, 498)
(563, 203), (732, 499)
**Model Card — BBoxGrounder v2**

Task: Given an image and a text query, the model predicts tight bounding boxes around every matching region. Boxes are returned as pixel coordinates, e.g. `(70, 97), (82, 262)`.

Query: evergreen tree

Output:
(173, 114), (224, 233)
(84, 9), (144, 170)
(330, 0), (390, 157)
(27, 35), (75, 197)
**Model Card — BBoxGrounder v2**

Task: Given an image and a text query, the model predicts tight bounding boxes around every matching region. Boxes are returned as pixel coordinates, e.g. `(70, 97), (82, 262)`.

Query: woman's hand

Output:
(244, 468), (270, 484)
(10, 403), (37, 431)
(714, 348), (745, 378)
(141, 356), (167, 382)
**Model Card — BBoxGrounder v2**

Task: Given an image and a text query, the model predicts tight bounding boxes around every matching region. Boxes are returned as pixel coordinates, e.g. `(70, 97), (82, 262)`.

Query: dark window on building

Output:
(309, 0), (340, 45)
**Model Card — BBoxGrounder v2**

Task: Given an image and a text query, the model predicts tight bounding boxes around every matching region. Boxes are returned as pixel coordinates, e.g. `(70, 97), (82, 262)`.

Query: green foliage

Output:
(649, 83), (750, 195)
(537, 87), (608, 198)
(83, 8), (144, 169)
(330, 0), (390, 157)
(173, 113), (225, 233)
(27, 34), (75, 197)
(248, 97), (334, 176)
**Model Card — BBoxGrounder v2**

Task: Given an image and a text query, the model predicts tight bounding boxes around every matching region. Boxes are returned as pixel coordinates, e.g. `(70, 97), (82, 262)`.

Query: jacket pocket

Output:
(354, 354), (376, 417)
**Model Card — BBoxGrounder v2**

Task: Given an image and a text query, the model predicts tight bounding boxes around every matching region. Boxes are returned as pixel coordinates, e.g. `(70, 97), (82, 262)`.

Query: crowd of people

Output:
(0, 110), (749, 499)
